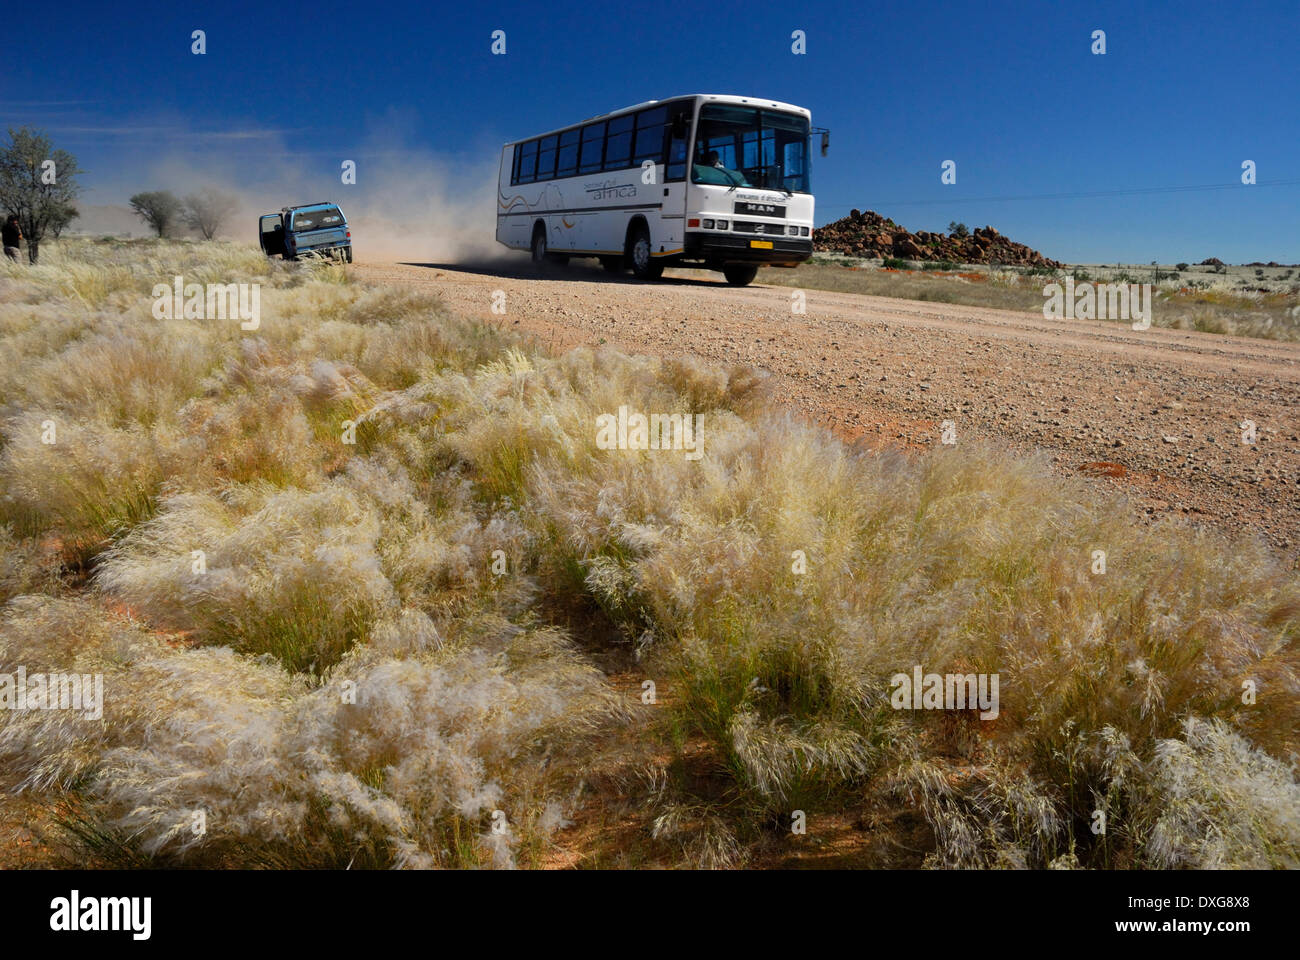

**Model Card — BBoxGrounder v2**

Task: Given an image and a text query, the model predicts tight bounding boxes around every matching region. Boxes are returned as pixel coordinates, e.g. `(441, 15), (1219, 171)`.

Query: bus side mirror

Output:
(820, 131), (829, 156)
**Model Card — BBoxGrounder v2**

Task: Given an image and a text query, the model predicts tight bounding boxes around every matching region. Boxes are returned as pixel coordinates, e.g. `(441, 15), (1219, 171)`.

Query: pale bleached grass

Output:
(0, 596), (612, 867)
(1140, 717), (1300, 869)
(0, 414), (165, 548)
(1, 238), (1295, 869)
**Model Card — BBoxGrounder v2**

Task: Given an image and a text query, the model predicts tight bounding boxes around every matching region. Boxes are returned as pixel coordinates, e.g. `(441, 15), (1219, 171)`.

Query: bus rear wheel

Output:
(723, 264), (758, 286)
(628, 224), (663, 280)
(530, 226), (548, 266)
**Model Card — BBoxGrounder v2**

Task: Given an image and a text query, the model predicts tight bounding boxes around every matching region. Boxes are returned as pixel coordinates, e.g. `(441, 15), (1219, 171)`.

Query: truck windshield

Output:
(291, 207), (345, 232)
(691, 105), (810, 193)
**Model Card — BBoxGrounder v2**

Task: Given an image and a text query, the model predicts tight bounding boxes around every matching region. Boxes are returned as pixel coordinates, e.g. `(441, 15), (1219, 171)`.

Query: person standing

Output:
(2, 215), (21, 262)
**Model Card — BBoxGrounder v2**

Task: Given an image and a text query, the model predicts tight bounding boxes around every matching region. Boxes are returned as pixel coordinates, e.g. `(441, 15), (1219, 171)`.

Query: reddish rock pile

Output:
(814, 209), (1061, 268)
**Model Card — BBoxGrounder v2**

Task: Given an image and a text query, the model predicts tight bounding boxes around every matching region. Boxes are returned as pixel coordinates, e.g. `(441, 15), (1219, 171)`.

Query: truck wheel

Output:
(343, 247), (353, 264)
(628, 223), (663, 280)
(723, 264), (759, 286)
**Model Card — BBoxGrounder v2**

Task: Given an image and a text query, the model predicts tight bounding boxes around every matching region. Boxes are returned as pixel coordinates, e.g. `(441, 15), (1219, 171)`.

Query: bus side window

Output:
(579, 122), (606, 174)
(665, 110), (689, 181)
(536, 134), (558, 181)
(556, 129), (580, 178)
(603, 114), (634, 171)
(633, 106), (668, 167)
(518, 140), (538, 183)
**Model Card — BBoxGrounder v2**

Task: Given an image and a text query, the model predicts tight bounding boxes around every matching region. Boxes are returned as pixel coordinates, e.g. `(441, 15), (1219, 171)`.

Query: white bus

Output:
(496, 94), (822, 286)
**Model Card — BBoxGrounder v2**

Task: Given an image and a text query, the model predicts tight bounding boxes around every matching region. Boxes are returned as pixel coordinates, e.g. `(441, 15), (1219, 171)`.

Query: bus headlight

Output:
(702, 219), (715, 229)
(716, 220), (728, 229)
(788, 225), (799, 235)
(801, 226), (810, 236)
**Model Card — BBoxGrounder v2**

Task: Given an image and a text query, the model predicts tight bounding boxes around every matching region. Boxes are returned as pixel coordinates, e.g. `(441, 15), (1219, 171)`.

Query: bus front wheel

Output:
(723, 264), (758, 286)
(628, 224), (663, 280)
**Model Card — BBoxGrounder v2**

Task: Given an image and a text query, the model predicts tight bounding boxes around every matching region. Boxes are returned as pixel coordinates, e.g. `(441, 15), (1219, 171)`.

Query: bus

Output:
(496, 94), (823, 287)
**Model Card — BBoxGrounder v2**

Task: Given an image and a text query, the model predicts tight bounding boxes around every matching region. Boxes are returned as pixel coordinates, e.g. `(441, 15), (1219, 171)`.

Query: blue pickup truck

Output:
(259, 202), (352, 262)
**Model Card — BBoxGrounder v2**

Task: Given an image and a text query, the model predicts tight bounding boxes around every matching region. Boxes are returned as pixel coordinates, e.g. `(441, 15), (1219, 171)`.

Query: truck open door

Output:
(259, 214), (285, 257)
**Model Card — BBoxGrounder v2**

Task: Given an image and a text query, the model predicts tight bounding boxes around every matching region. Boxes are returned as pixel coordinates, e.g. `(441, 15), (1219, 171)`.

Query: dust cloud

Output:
(70, 121), (512, 265)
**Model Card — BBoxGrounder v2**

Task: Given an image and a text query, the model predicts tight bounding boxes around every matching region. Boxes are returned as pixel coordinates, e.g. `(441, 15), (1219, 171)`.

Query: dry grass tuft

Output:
(0, 238), (1294, 868)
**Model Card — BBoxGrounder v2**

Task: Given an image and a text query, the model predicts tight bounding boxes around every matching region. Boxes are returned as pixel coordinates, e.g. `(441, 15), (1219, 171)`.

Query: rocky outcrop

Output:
(814, 209), (1061, 268)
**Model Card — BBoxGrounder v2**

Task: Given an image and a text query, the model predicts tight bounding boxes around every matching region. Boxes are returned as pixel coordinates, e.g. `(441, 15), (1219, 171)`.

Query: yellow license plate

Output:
(749, 240), (774, 249)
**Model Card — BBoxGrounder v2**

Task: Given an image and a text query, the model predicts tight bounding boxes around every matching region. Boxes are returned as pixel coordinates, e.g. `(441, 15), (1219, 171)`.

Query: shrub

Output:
(0, 415), (164, 554)
(95, 482), (397, 673)
(3, 238), (1295, 870)
(0, 595), (614, 867)
(82, 622), (614, 867)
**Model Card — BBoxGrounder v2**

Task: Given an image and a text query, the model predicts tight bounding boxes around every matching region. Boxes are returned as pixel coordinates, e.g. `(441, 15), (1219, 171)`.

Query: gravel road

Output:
(353, 258), (1300, 560)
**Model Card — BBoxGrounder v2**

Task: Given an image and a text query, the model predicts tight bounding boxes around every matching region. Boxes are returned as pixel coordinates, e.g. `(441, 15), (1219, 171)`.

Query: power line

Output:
(868, 178), (1300, 207)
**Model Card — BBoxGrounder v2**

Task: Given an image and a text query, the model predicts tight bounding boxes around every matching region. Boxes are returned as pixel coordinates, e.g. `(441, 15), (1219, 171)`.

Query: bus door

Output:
(657, 106), (691, 251)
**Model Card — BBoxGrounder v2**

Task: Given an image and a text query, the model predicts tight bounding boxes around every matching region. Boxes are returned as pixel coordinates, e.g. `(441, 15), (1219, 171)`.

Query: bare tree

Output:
(129, 190), (184, 238)
(183, 187), (238, 240)
(0, 127), (84, 264)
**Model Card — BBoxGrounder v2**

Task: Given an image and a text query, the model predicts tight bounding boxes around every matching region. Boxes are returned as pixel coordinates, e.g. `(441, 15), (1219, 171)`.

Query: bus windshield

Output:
(691, 104), (810, 193)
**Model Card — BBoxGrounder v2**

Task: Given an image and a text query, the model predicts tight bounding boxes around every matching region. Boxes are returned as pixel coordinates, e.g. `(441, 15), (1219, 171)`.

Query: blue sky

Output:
(3, 0), (1297, 262)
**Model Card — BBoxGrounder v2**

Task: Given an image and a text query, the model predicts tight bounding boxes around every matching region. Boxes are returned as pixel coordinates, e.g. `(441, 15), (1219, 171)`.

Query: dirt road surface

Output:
(353, 259), (1300, 561)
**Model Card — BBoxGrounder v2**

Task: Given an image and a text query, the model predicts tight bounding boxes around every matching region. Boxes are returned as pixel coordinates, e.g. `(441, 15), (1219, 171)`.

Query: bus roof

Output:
(503, 94), (811, 147)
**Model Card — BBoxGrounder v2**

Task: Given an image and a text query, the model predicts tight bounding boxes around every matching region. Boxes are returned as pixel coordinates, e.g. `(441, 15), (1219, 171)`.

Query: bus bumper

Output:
(683, 232), (813, 264)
